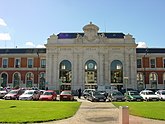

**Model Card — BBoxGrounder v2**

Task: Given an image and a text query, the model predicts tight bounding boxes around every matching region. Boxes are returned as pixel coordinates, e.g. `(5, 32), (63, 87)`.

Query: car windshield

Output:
(44, 92), (53, 95)
(25, 91), (34, 95)
(0, 87), (4, 91)
(161, 91), (165, 95)
(61, 91), (71, 95)
(84, 89), (94, 93)
(9, 90), (18, 94)
(93, 91), (103, 96)
(146, 91), (155, 95)
(112, 91), (122, 96)
(130, 92), (139, 95)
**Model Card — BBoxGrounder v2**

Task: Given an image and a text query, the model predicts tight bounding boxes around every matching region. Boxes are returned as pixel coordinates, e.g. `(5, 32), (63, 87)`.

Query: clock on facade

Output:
(88, 63), (94, 69)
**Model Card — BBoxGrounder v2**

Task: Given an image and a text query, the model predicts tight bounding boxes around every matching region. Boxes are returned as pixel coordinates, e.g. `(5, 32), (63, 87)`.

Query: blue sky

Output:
(0, 0), (165, 48)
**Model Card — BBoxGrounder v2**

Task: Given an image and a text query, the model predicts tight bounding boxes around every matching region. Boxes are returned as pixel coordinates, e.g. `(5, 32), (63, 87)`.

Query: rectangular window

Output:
(15, 58), (20, 68)
(137, 59), (142, 68)
(41, 59), (46, 68)
(150, 59), (155, 68)
(2, 58), (8, 68)
(28, 59), (33, 68)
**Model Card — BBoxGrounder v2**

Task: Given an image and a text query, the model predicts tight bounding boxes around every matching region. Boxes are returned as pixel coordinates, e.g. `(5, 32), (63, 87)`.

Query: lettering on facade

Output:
(112, 48), (121, 51)
(59, 48), (72, 51)
(85, 48), (97, 51)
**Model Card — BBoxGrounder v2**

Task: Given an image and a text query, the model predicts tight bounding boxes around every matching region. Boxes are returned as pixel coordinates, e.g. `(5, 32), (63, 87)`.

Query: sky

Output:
(0, 0), (165, 48)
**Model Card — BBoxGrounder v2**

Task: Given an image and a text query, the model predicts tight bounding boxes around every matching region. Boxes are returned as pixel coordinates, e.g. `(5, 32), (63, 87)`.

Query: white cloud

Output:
(0, 18), (7, 26)
(25, 41), (35, 47)
(36, 44), (45, 48)
(25, 41), (45, 48)
(0, 33), (11, 40)
(137, 42), (147, 48)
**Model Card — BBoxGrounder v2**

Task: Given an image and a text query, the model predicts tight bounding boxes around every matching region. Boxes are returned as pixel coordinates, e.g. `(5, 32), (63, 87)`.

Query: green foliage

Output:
(113, 102), (165, 120)
(0, 100), (81, 123)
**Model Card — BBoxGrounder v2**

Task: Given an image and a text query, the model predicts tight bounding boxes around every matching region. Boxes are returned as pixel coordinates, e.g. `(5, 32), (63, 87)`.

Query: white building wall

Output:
(45, 22), (137, 91)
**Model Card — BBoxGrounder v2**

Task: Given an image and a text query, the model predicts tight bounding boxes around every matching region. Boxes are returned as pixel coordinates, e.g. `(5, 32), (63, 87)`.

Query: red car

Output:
(4, 89), (25, 100)
(60, 90), (74, 101)
(39, 90), (57, 101)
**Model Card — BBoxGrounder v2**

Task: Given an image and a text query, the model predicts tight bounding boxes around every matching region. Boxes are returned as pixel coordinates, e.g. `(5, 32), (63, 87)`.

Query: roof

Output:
(0, 48), (46, 54)
(136, 48), (165, 53)
(57, 33), (125, 39)
(1, 48), (165, 54)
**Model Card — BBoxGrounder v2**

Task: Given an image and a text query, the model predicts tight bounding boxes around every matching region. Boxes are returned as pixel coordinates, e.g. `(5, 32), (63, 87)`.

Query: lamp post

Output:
(0, 78), (3, 87)
(37, 51), (39, 88)
(144, 48), (148, 89)
(124, 77), (128, 93)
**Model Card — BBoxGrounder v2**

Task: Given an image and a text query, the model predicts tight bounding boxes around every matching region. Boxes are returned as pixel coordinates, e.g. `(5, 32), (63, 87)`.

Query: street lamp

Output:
(124, 77), (129, 93)
(0, 78), (3, 87)
(144, 48), (148, 89)
(37, 51), (39, 88)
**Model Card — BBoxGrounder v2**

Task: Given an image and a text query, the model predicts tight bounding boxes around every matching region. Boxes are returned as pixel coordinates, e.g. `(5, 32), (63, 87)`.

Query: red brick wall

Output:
(34, 57), (40, 68)
(156, 57), (163, 68)
(21, 58), (27, 68)
(8, 58), (14, 68)
(143, 57), (149, 68)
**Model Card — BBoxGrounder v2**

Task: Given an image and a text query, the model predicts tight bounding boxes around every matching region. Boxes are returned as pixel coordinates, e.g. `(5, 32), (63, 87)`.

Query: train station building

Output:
(0, 22), (165, 91)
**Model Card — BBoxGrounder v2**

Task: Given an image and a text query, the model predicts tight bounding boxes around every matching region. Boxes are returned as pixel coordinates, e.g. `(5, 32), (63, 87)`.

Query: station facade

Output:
(0, 22), (165, 91)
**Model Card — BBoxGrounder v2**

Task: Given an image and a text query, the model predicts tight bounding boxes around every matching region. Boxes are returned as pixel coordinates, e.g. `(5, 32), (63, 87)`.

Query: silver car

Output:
(108, 90), (125, 102)
(19, 90), (40, 100)
(155, 90), (165, 100)
(0, 87), (7, 98)
(140, 90), (159, 101)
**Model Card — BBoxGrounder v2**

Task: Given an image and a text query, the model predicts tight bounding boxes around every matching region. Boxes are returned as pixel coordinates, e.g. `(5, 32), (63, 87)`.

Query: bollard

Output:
(119, 106), (129, 124)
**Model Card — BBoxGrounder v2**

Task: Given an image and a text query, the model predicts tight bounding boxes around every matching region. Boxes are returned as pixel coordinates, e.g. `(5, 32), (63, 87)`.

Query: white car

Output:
(19, 90), (40, 100)
(140, 90), (159, 101)
(82, 89), (95, 99)
(0, 87), (7, 98)
(155, 90), (165, 100)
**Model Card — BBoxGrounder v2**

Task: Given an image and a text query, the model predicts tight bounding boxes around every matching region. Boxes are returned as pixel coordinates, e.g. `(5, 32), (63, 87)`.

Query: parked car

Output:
(98, 90), (108, 98)
(87, 91), (107, 102)
(19, 90), (40, 100)
(108, 90), (125, 102)
(4, 89), (25, 100)
(0, 87), (7, 98)
(59, 90), (74, 101)
(120, 88), (138, 95)
(146, 89), (159, 93)
(155, 90), (165, 100)
(39, 90), (57, 101)
(140, 90), (159, 101)
(125, 91), (143, 101)
(82, 89), (95, 99)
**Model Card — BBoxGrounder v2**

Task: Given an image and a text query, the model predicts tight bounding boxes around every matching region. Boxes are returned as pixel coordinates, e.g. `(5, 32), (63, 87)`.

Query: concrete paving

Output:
(38, 97), (165, 124)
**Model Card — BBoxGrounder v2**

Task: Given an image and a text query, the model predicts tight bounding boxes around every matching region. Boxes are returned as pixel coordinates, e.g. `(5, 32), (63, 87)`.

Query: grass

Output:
(113, 101), (165, 120)
(0, 100), (81, 123)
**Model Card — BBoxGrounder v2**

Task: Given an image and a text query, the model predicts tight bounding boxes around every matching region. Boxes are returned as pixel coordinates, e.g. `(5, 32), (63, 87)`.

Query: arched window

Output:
(111, 60), (123, 83)
(39, 72), (46, 90)
(26, 72), (34, 88)
(149, 72), (157, 89)
(59, 60), (72, 90)
(137, 72), (144, 91)
(1, 73), (8, 87)
(13, 72), (21, 88)
(85, 60), (97, 89)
